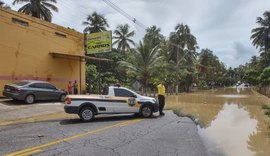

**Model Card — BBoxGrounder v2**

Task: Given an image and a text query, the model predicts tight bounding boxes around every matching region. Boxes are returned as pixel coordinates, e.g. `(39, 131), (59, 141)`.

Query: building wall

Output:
(0, 8), (86, 96)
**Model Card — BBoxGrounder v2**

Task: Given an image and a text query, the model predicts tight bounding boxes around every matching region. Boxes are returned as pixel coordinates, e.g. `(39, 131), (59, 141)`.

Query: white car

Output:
(64, 86), (159, 121)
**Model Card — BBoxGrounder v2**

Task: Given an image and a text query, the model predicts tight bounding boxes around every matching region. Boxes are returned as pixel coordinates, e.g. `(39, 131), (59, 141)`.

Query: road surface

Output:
(0, 111), (207, 156)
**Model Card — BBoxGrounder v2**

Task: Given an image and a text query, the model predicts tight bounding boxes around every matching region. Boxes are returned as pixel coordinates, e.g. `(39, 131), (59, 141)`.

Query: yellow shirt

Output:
(157, 84), (165, 96)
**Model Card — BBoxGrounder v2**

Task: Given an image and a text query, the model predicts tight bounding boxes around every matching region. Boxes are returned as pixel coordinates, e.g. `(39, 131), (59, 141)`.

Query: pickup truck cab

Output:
(64, 85), (159, 121)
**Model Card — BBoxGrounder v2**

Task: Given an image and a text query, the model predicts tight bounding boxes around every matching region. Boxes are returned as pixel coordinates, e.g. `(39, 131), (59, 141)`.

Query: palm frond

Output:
(42, 2), (58, 12)
(13, 0), (29, 5)
(17, 3), (30, 12)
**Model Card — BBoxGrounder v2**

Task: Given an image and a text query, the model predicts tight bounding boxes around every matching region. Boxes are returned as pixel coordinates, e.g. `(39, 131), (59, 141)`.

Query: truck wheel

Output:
(79, 107), (95, 122)
(25, 94), (35, 104)
(141, 105), (153, 118)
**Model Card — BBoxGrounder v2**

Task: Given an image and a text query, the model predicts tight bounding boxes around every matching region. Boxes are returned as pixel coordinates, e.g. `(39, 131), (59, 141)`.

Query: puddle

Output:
(216, 95), (248, 98)
(166, 88), (270, 156)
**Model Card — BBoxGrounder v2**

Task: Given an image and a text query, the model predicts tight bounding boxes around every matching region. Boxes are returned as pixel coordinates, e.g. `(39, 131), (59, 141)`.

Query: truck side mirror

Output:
(131, 94), (137, 98)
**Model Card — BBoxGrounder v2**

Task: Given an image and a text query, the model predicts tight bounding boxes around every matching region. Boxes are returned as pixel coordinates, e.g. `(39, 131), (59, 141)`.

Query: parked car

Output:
(3, 80), (66, 104)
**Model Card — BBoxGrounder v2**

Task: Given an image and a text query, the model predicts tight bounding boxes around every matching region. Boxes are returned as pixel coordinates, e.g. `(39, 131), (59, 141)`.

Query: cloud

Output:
(4, 0), (270, 67)
(215, 42), (257, 68)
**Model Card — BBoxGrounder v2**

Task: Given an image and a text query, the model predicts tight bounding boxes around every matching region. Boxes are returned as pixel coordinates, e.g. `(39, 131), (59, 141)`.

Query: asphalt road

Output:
(0, 111), (208, 156)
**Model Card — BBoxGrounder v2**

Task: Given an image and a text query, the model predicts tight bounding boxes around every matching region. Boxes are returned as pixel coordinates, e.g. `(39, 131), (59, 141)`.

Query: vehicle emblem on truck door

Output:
(128, 98), (136, 106)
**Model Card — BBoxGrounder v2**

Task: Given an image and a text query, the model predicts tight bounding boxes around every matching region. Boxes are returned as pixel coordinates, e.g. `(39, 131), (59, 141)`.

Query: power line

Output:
(102, 0), (147, 30)
(101, 1), (219, 70)
(101, 0), (194, 51)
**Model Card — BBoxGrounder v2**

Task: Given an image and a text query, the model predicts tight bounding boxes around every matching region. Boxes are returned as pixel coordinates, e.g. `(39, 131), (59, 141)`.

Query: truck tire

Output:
(141, 105), (153, 118)
(79, 107), (95, 122)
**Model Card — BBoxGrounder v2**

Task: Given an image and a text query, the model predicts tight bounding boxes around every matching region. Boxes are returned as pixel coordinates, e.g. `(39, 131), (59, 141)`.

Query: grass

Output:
(262, 104), (270, 117)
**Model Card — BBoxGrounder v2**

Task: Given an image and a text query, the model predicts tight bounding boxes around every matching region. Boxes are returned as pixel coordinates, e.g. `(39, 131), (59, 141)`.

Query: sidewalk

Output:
(0, 99), (76, 126)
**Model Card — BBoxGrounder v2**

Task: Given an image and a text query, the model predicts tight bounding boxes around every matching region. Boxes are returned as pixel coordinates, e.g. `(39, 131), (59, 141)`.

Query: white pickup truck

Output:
(64, 85), (159, 121)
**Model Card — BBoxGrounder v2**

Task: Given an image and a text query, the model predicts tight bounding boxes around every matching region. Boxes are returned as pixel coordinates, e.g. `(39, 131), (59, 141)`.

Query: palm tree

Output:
(144, 25), (165, 48)
(169, 23), (197, 93)
(172, 24), (197, 46)
(82, 12), (109, 33)
(169, 23), (197, 63)
(113, 24), (135, 53)
(12, 0), (58, 22)
(118, 40), (163, 93)
(251, 11), (270, 52)
(198, 49), (218, 85)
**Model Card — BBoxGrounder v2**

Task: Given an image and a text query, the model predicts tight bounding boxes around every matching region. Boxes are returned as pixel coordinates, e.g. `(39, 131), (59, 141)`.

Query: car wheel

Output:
(79, 107), (95, 122)
(25, 94), (35, 104)
(59, 94), (66, 102)
(141, 105), (153, 118)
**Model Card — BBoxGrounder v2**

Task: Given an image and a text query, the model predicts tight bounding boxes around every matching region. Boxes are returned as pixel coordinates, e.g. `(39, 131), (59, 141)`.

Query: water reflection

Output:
(198, 104), (257, 156)
(166, 87), (270, 156)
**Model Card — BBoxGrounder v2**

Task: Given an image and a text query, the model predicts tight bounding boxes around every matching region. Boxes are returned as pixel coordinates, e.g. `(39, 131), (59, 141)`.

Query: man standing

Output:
(67, 81), (73, 94)
(157, 80), (166, 116)
(73, 80), (78, 95)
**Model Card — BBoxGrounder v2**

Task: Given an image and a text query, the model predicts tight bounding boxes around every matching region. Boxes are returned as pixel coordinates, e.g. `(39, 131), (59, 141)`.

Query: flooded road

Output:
(166, 87), (270, 156)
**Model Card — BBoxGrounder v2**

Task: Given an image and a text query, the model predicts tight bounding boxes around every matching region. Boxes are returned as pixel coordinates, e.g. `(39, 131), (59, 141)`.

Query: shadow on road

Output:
(0, 99), (63, 106)
(60, 114), (159, 125)
(0, 99), (25, 105)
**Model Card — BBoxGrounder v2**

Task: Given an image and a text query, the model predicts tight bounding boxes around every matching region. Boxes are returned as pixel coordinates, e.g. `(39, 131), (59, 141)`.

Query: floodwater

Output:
(166, 87), (270, 156)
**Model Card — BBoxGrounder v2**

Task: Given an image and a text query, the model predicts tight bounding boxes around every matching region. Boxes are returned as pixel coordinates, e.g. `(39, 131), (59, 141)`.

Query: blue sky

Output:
(4, 0), (270, 68)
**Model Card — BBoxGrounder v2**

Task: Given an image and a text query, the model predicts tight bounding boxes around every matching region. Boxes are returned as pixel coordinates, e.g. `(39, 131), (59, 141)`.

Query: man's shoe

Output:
(160, 112), (165, 116)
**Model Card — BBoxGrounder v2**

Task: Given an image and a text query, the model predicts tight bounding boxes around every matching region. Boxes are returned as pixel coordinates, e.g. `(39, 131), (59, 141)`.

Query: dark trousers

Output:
(74, 88), (78, 95)
(158, 95), (165, 113)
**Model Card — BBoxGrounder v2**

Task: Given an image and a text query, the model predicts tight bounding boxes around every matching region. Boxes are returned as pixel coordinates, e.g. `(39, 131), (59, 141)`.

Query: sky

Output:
(4, 0), (270, 68)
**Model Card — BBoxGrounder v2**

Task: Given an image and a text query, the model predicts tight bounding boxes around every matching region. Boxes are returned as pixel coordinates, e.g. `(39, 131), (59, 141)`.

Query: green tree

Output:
(243, 56), (260, 86)
(169, 23), (197, 52)
(197, 49), (227, 88)
(12, 0), (58, 22)
(243, 69), (259, 85)
(85, 64), (99, 93)
(169, 23), (197, 92)
(82, 12), (109, 33)
(249, 56), (259, 68)
(235, 65), (246, 82)
(257, 51), (270, 71)
(144, 25), (165, 48)
(118, 41), (163, 93)
(113, 24), (135, 53)
(85, 47), (129, 94)
(259, 66), (270, 86)
(223, 67), (237, 86)
(251, 11), (270, 52)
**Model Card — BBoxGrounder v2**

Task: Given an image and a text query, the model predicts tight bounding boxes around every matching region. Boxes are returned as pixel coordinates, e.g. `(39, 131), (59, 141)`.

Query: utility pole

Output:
(176, 45), (179, 95)
(98, 60), (101, 94)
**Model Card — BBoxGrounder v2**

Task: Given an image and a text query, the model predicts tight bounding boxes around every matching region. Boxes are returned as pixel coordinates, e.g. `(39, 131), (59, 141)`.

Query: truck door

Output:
(113, 88), (139, 113)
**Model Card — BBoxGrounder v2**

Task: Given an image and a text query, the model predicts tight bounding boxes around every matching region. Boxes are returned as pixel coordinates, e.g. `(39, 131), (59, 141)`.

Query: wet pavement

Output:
(166, 87), (270, 156)
(1, 87), (270, 156)
(0, 111), (207, 156)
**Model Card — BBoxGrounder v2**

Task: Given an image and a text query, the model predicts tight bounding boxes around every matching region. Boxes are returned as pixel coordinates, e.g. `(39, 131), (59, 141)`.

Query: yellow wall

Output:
(0, 8), (86, 96)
